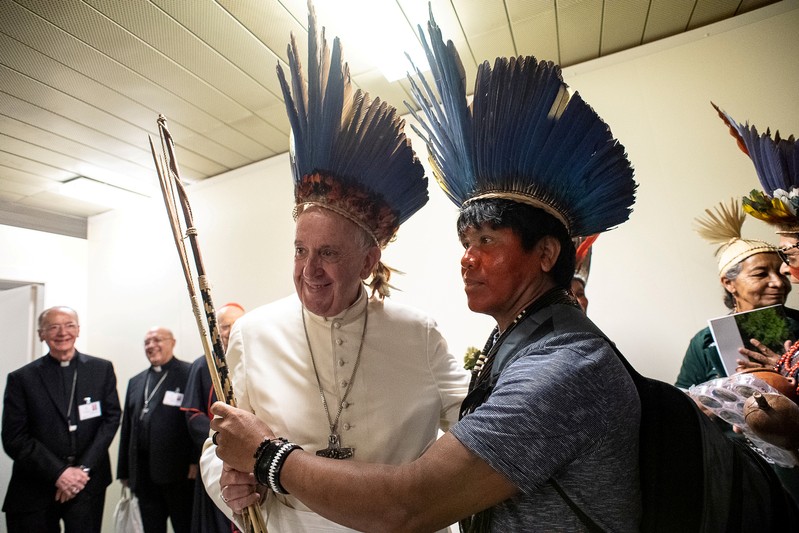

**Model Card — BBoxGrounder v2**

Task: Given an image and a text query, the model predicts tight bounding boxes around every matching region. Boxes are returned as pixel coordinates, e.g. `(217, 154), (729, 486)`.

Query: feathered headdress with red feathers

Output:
(278, 4), (428, 246)
(573, 235), (598, 286)
(713, 102), (799, 233)
(277, 2), (428, 297)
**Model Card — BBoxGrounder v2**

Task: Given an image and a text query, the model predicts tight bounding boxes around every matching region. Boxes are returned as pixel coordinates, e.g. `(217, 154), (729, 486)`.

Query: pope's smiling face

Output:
(293, 207), (379, 317)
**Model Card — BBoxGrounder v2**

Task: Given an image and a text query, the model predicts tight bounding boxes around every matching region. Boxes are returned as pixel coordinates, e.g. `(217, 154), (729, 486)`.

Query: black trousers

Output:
(5, 490), (104, 533)
(135, 478), (194, 533)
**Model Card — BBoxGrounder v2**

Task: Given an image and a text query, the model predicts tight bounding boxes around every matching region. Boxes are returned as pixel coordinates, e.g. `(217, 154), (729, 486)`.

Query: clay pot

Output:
(737, 368), (797, 402)
(744, 392), (799, 450)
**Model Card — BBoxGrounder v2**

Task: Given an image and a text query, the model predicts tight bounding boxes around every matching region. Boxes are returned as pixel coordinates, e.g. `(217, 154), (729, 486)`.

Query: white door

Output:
(0, 284), (44, 532)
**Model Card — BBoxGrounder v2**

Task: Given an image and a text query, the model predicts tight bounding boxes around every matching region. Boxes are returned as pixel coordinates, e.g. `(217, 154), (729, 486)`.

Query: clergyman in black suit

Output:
(2, 305), (121, 533)
(181, 302), (245, 533)
(117, 326), (195, 533)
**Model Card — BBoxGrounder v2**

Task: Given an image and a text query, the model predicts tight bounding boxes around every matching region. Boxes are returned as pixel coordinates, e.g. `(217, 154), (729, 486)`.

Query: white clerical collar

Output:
(151, 365), (163, 373)
(60, 360), (70, 367)
(306, 286), (367, 327)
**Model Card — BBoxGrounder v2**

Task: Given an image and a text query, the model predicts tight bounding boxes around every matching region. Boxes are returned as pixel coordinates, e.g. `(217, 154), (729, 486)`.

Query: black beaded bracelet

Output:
(253, 437), (301, 494)
(253, 436), (284, 461)
(267, 442), (302, 495)
(254, 437), (285, 485)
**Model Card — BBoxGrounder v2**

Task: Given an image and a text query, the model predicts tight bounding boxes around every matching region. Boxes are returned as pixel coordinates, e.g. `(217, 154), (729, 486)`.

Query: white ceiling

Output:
(0, 0), (782, 238)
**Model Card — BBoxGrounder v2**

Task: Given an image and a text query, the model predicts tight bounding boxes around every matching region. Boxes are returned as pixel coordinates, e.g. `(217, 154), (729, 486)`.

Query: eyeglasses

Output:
(144, 336), (173, 346)
(777, 242), (799, 267)
(43, 323), (78, 334)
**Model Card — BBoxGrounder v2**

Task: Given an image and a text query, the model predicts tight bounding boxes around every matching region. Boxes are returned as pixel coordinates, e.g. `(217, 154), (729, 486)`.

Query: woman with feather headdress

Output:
(675, 198), (795, 390)
(711, 107), (799, 505)
(676, 197), (799, 508)
(712, 104), (799, 379)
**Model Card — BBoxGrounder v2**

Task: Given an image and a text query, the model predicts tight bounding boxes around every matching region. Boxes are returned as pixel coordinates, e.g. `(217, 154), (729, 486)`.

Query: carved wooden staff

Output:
(149, 114), (267, 533)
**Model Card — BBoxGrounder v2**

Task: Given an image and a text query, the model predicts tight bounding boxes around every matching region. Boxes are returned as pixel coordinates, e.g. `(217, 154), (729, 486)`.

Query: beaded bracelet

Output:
(253, 437), (302, 495)
(253, 437), (285, 486)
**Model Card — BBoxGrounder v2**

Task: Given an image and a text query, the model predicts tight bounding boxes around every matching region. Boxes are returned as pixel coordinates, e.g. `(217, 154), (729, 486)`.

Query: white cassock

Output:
(201, 287), (470, 532)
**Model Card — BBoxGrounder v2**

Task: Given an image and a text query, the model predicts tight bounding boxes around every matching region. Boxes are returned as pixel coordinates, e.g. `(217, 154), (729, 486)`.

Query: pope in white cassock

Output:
(199, 5), (469, 532)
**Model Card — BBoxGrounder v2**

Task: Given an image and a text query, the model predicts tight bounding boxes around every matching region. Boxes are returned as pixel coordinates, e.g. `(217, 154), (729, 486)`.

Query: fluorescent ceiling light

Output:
(312, 0), (430, 82)
(58, 177), (147, 209)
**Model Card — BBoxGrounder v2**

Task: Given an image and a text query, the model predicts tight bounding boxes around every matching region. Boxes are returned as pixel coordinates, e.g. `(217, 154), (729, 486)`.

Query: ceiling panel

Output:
(18, 189), (115, 217)
(215, 0), (305, 68)
(558, 0), (604, 65)
(0, 191), (23, 202)
(0, 165), (61, 190)
(0, 171), (53, 196)
(456, 0), (515, 62)
(508, 0), (559, 62)
(1, 1), (253, 175)
(0, 0), (786, 236)
(253, 101), (292, 133)
(20, 0), (253, 123)
(0, 148), (75, 182)
(643, 0), (695, 42)
(601, 0), (650, 55)
(469, 27), (518, 67)
(689, 0), (741, 29)
(154, 0), (293, 124)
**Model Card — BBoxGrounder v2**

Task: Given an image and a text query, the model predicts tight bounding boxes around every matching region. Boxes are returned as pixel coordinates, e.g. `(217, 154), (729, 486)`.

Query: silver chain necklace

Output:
(140, 370), (169, 420)
(302, 305), (368, 460)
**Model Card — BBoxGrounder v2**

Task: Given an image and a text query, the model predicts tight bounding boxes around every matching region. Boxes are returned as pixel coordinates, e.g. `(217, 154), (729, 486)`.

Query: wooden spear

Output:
(149, 114), (267, 533)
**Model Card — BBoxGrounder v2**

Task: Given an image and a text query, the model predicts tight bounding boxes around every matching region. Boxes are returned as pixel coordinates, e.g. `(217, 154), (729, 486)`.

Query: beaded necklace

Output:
(459, 287), (578, 533)
(472, 288), (576, 388)
(774, 340), (799, 394)
(461, 287), (577, 418)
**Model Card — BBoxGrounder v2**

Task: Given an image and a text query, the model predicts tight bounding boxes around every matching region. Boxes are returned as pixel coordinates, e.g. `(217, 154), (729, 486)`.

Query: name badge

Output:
(78, 400), (102, 421)
(163, 390), (184, 407)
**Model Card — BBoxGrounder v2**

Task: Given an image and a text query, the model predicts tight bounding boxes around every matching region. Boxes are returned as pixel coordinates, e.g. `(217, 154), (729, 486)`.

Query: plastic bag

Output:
(113, 486), (144, 533)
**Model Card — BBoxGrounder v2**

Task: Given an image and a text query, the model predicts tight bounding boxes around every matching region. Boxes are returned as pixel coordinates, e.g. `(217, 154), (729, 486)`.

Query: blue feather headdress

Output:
(276, 3), (427, 249)
(405, 9), (636, 238)
(713, 102), (799, 233)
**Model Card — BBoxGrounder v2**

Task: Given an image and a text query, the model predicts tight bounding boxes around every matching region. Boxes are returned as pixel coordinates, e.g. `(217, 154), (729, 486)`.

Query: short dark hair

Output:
(457, 198), (576, 287)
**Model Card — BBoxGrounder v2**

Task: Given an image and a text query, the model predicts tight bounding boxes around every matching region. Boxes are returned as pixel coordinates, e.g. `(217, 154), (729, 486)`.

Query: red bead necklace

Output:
(774, 340), (799, 394)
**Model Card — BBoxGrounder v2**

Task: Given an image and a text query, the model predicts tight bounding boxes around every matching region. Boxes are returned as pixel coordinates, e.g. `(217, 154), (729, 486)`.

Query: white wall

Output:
(0, 224), (88, 319)
(86, 153), (297, 382)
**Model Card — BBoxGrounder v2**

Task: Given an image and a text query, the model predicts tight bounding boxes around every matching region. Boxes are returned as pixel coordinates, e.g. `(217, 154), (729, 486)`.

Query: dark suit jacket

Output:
(180, 356), (238, 533)
(1, 351), (121, 513)
(117, 356), (196, 491)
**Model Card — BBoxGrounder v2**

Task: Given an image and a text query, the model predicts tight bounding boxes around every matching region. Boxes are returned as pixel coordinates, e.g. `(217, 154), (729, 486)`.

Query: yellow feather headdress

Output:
(713, 103), (799, 234)
(694, 198), (776, 276)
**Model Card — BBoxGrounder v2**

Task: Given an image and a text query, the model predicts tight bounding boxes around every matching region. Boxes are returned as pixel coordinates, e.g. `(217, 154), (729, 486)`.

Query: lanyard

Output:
(66, 369), (78, 432)
(140, 370), (169, 420)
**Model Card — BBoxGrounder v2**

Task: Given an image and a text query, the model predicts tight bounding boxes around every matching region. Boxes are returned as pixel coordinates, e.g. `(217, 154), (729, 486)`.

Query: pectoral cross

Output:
(316, 433), (353, 460)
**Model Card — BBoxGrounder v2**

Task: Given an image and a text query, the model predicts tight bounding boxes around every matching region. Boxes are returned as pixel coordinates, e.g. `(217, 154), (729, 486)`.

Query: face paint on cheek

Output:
(790, 265), (799, 281)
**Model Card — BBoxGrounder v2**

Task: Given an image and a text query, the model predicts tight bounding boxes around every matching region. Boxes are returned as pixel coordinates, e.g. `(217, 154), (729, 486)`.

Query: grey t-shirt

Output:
(452, 329), (641, 532)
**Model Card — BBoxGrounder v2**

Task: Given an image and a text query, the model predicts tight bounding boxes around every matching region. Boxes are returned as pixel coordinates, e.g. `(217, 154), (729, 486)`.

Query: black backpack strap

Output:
(549, 478), (605, 533)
